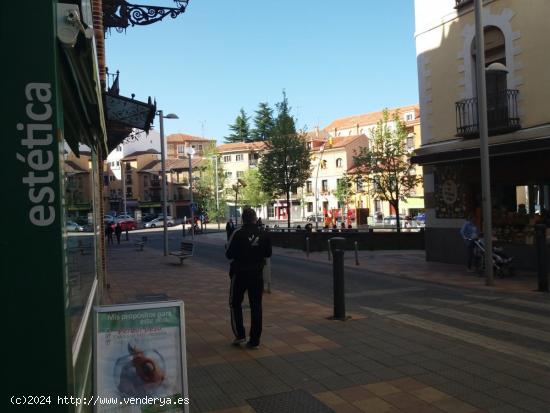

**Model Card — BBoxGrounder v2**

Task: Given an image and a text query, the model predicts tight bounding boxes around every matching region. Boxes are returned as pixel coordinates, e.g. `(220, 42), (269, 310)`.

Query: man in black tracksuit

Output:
(225, 208), (272, 348)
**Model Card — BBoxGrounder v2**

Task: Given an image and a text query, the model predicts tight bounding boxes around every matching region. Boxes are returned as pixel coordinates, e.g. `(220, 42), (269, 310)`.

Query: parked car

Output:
(115, 214), (134, 222)
(415, 213), (426, 226)
(117, 220), (137, 231)
(144, 216), (175, 228)
(103, 214), (114, 223)
(66, 221), (84, 232)
(306, 214), (324, 223)
(382, 215), (407, 227)
(142, 214), (157, 223)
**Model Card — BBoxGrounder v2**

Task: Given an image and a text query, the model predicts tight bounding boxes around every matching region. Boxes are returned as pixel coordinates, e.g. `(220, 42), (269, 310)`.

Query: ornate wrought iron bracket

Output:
(104, 0), (189, 32)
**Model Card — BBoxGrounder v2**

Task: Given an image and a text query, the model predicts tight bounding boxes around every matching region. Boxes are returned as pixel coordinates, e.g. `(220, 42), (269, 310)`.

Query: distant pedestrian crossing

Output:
(361, 295), (550, 369)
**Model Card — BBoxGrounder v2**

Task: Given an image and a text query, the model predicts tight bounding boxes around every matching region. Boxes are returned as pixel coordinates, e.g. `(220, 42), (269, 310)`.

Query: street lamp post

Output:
(314, 143), (327, 230)
(186, 147), (196, 240)
(212, 155), (220, 231)
(474, 0), (494, 286)
(158, 110), (179, 256)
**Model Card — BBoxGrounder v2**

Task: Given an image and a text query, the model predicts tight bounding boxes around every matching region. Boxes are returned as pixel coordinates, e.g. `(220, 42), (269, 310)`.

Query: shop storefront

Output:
(414, 138), (550, 269)
(5, 2), (106, 410)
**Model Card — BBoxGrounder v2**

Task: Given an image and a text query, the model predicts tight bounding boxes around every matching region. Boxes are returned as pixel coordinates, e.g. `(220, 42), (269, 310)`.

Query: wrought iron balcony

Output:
(455, 0), (473, 8)
(455, 89), (520, 138)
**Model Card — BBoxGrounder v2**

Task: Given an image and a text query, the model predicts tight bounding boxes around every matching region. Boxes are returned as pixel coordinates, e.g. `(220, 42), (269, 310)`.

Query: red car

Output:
(109, 220), (136, 231)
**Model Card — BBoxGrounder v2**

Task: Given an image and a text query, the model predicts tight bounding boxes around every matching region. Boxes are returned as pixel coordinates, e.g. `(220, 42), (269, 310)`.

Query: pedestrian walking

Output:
(225, 218), (235, 241)
(226, 208), (272, 349)
(257, 217), (263, 229)
(106, 222), (114, 245)
(460, 214), (479, 272)
(114, 222), (122, 244)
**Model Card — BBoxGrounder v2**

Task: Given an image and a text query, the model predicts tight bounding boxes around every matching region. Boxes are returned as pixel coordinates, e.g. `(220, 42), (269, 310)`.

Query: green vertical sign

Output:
(2, 0), (73, 409)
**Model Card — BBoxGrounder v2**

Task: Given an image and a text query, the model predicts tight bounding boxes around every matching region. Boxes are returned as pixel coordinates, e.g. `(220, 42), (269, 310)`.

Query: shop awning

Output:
(58, 27), (107, 156)
(411, 127), (550, 165)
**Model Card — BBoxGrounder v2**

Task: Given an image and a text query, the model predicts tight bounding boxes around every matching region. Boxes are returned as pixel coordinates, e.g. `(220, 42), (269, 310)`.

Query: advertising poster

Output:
(94, 301), (189, 413)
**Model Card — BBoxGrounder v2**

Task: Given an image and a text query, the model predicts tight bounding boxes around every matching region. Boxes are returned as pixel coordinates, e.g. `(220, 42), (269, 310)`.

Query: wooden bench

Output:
(134, 236), (148, 251)
(170, 241), (195, 264)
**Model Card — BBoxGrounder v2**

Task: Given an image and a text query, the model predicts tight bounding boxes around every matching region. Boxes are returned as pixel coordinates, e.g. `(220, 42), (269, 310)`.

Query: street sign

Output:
(94, 301), (189, 412)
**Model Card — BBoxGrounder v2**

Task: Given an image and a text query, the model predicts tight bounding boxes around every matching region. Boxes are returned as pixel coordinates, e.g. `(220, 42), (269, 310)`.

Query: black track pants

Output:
(229, 273), (263, 343)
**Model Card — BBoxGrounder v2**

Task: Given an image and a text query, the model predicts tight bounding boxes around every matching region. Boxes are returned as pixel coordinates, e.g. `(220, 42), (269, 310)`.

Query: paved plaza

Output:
(105, 230), (550, 413)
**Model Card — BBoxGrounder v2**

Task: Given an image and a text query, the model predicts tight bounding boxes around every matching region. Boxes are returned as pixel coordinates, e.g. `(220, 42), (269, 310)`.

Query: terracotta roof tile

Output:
(166, 133), (215, 143)
(121, 149), (160, 160)
(217, 141), (268, 152)
(324, 104), (420, 132)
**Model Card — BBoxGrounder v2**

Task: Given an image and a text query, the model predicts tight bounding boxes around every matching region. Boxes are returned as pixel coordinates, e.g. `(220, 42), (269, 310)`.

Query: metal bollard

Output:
(333, 249), (345, 319)
(306, 237), (310, 259)
(327, 239), (331, 261)
(354, 241), (359, 265)
(535, 224), (548, 292)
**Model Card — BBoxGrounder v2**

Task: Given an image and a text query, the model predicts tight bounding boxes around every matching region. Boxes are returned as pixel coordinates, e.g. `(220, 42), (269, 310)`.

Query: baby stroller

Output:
(471, 237), (515, 277)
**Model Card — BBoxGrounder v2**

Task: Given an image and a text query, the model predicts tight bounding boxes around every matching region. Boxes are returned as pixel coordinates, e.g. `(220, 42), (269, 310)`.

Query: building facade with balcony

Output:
(304, 134), (369, 224)
(324, 106), (425, 223)
(217, 141), (268, 219)
(412, 0), (550, 266)
(167, 133), (216, 158)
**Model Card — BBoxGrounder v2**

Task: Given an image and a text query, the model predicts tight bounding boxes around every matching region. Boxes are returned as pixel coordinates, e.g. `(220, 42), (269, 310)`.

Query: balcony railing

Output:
(455, 0), (473, 8)
(455, 89), (520, 138)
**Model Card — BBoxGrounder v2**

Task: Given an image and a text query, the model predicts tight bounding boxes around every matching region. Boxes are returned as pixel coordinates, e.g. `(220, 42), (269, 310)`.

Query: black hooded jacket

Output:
(225, 224), (272, 275)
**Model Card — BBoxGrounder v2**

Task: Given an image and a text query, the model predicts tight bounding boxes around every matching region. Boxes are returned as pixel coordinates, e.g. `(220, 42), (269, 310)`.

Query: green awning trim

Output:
(139, 202), (161, 208)
(58, 30), (107, 156)
(67, 203), (92, 211)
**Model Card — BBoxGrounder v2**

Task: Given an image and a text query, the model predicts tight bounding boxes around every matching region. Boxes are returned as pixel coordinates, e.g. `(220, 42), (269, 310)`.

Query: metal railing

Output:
(455, 89), (520, 137)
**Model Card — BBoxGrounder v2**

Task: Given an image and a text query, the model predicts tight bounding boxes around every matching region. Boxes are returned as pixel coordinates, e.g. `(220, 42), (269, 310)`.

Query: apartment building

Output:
(304, 133), (369, 222)
(217, 141), (267, 218)
(412, 0), (550, 266)
(167, 133), (216, 158)
(324, 106), (424, 221)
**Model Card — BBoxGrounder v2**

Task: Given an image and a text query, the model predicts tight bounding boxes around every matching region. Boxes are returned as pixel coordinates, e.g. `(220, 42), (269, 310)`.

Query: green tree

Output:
(241, 169), (272, 209)
(353, 109), (421, 232)
(224, 108), (251, 143)
(334, 174), (353, 224)
(251, 102), (275, 141)
(194, 143), (226, 223)
(259, 92), (311, 228)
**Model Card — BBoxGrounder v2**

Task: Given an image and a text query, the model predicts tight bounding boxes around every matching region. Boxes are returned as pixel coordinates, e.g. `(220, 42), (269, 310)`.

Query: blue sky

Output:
(106, 0), (418, 142)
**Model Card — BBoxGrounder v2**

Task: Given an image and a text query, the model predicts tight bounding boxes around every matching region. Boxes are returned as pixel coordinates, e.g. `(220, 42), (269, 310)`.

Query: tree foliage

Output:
(194, 143), (226, 221)
(224, 108), (251, 143)
(258, 92), (311, 228)
(334, 174), (353, 219)
(241, 169), (272, 208)
(251, 102), (275, 142)
(353, 109), (421, 231)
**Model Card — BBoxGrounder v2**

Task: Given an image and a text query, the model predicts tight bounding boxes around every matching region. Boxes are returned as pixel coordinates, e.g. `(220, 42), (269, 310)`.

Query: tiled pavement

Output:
(104, 233), (550, 413)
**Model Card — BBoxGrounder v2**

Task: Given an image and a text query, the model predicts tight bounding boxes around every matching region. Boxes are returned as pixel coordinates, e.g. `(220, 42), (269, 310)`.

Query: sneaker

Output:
(246, 341), (260, 349)
(232, 337), (246, 346)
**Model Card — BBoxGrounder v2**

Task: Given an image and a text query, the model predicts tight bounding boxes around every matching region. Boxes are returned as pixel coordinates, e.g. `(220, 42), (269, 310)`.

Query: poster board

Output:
(94, 301), (189, 413)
